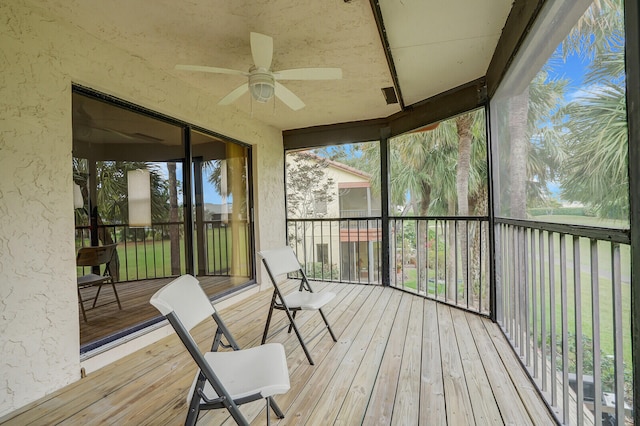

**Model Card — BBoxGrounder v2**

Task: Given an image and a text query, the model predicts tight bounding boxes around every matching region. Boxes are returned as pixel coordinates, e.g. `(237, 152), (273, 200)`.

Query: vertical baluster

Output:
(123, 226), (129, 281)
(319, 221), (324, 281)
(510, 227), (522, 355)
(329, 220), (334, 281)
(504, 224), (509, 330)
(590, 239), (602, 422)
(151, 224), (156, 278)
(573, 236), (583, 423)
(549, 231), (557, 407)
(415, 219), (420, 294)
(560, 234), (569, 425)
(504, 225), (510, 335)
(509, 226), (520, 348)
(478, 220), (483, 313)
(312, 220), (317, 280)
(611, 243), (625, 423)
(524, 227), (530, 363)
(161, 224), (166, 277)
(426, 219), (431, 297)
(540, 230), (547, 392)
(531, 229), (538, 377)
(454, 220), (459, 306)
(444, 220), (448, 301)
(433, 219), (440, 300)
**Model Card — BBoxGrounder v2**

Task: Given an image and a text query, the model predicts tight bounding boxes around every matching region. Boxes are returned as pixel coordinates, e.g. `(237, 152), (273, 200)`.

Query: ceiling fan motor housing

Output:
(248, 68), (275, 103)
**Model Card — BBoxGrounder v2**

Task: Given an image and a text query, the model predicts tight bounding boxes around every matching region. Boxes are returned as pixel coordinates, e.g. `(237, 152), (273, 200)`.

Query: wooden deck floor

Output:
(2, 281), (555, 425)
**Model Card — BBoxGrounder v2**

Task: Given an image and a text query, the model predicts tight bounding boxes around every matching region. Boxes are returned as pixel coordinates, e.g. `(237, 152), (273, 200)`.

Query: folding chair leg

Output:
(261, 292), (277, 344)
(78, 288), (87, 322)
(319, 308), (337, 342)
(185, 392), (201, 426)
(284, 307), (315, 365)
(92, 284), (103, 308)
(287, 311), (297, 334)
(111, 282), (122, 309)
(266, 397), (271, 426)
(268, 396), (285, 419)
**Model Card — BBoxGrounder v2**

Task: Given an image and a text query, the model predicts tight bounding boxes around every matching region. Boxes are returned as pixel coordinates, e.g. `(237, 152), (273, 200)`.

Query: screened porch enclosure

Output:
(69, 0), (636, 423)
(280, 0), (637, 422)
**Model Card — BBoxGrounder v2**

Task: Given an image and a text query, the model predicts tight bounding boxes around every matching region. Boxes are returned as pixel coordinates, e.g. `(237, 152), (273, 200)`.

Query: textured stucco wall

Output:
(0, 2), (285, 416)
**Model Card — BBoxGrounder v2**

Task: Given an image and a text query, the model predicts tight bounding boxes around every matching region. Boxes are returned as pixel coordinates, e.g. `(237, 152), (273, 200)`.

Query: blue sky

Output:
(155, 162), (224, 204)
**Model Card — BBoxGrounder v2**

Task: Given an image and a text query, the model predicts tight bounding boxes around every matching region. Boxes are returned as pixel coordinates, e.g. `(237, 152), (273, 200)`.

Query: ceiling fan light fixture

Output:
(249, 71), (275, 103)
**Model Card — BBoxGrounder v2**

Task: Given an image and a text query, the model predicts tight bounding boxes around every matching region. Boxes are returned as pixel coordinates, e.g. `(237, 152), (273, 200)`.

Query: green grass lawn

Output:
(76, 225), (250, 280)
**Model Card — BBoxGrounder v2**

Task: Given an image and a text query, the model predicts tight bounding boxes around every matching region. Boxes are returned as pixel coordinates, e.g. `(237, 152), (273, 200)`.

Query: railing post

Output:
(380, 132), (391, 287)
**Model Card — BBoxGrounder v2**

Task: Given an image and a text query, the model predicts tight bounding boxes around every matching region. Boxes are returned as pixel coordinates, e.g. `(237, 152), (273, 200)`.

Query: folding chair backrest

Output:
(76, 244), (116, 267)
(258, 246), (302, 277)
(150, 274), (215, 332)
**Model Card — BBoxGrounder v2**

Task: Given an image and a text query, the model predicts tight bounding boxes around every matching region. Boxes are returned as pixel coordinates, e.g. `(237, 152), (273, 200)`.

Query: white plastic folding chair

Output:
(258, 246), (337, 365)
(150, 274), (290, 426)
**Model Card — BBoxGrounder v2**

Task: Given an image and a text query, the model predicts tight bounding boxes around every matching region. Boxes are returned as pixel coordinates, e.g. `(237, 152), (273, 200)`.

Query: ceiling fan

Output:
(175, 32), (342, 111)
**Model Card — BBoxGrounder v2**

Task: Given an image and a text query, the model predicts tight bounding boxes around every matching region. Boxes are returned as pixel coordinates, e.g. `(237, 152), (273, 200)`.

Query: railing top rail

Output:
(496, 217), (630, 244)
(390, 215), (489, 221)
(287, 215), (489, 222)
(287, 217), (382, 222)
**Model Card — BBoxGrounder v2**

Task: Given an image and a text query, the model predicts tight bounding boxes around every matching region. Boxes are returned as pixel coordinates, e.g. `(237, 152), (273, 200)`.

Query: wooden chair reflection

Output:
(76, 244), (121, 322)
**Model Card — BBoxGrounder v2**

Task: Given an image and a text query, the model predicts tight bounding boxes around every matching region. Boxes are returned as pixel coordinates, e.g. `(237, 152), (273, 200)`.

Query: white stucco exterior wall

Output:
(0, 2), (285, 416)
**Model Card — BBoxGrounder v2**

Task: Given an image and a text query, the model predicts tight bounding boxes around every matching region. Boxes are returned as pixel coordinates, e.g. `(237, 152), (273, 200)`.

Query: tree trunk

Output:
(168, 162), (181, 275)
(469, 187), (488, 308)
(446, 199), (457, 302)
(508, 88), (530, 219)
(455, 114), (472, 303)
(416, 182), (432, 294)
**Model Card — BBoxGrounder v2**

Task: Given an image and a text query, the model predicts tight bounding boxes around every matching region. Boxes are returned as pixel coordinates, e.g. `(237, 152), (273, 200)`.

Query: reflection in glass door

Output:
(192, 130), (253, 298)
(72, 88), (254, 352)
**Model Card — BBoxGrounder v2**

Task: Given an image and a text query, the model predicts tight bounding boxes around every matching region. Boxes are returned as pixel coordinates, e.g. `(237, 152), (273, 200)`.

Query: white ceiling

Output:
(41, 0), (513, 131)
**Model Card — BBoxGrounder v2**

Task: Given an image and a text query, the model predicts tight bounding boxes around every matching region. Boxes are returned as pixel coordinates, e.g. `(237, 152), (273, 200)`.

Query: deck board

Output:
(0, 283), (555, 426)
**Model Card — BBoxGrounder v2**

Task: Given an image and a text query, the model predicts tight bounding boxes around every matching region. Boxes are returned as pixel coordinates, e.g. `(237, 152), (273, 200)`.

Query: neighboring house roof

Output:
(297, 152), (371, 181)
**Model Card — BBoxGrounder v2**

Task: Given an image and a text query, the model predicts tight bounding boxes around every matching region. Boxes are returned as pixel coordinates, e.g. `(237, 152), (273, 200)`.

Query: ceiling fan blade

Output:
(274, 68), (343, 81)
(250, 32), (273, 70)
(100, 127), (136, 140)
(218, 83), (249, 105)
(175, 64), (247, 76)
(274, 82), (305, 111)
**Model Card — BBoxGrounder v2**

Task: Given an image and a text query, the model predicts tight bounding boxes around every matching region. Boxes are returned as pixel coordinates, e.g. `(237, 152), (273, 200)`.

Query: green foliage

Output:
(549, 333), (632, 401)
(427, 245), (446, 279)
(304, 262), (339, 281)
(286, 153), (335, 218)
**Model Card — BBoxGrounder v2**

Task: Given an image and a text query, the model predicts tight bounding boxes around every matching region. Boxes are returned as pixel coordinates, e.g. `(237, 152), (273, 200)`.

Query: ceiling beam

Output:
(368, 0), (405, 110)
(485, 0), (546, 98)
(283, 77), (485, 149)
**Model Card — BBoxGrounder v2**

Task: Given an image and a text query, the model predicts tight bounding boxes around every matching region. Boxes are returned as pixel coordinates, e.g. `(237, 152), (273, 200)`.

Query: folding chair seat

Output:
(76, 243), (121, 322)
(258, 246), (337, 365)
(150, 274), (290, 426)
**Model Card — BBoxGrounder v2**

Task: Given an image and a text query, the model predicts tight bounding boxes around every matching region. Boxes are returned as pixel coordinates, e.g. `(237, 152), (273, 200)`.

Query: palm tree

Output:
(558, 47), (627, 219)
(73, 159), (171, 280)
(557, 0), (627, 220)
